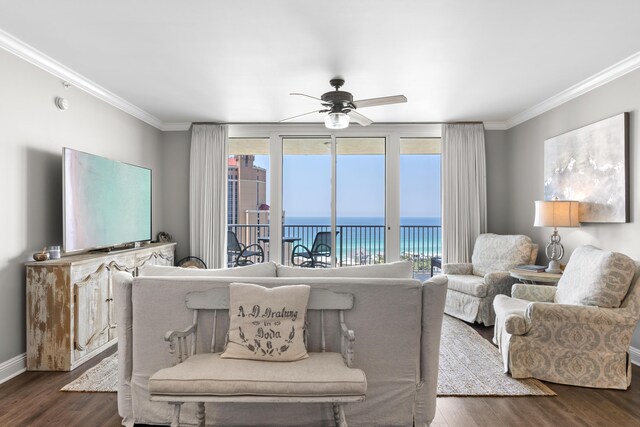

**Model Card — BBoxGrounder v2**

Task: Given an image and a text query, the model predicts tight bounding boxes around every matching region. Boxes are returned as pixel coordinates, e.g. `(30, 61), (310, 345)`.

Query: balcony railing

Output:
(227, 224), (441, 273)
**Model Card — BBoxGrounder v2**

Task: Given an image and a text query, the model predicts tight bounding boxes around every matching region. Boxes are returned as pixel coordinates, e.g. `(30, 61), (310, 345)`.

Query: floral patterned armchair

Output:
(443, 234), (538, 326)
(493, 245), (640, 389)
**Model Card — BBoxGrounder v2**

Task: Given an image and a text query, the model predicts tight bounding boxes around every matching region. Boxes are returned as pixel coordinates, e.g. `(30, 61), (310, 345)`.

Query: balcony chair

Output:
(227, 230), (264, 267)
(442, 234), (538, 326)
(493, 245), (640, 389)
(176, 256), (207, 269)
(291, 231), (336, 268)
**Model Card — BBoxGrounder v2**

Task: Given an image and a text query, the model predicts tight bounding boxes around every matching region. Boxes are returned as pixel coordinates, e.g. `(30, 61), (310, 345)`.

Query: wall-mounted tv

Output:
(63, 148), (152, 254)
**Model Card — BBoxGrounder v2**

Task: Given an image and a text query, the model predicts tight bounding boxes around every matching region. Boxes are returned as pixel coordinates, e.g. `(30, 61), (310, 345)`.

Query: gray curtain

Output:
(441, 123), (487, 263)
(189, 124), (228, 268)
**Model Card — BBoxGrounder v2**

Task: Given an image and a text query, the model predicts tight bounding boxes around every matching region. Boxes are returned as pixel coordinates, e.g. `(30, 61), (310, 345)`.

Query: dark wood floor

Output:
(432, 324), (640, 427)
(0, 346), (121, 427)
(2, 327), (640, 427)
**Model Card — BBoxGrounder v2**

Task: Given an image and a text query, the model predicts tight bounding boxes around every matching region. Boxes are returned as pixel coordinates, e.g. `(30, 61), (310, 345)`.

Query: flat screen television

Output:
(63, 148), (152, 254)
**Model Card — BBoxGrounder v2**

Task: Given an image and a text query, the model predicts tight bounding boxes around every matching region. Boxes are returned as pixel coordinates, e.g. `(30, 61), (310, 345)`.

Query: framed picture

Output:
(543, 113), (629, 223)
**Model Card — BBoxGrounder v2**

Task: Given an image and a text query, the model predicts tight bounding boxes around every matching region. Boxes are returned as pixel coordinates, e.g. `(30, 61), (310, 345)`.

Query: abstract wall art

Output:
(544, 113), (629, 223)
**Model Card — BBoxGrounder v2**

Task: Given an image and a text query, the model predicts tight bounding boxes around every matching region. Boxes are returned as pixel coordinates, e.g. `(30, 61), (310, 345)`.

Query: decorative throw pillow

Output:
(221, 283), (310, 362)
(555, 245), (636, 308)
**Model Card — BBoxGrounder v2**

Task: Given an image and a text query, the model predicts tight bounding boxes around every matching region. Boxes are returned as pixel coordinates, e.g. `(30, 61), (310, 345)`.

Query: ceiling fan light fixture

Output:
(324, 111), (350, 129)
(285, 78), (406, 127)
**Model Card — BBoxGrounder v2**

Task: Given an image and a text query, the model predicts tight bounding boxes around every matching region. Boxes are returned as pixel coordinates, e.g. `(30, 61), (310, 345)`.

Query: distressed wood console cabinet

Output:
(25, 242), (176, 371)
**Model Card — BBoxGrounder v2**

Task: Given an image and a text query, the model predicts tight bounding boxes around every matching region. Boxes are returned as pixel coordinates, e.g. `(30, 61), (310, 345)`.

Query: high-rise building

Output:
(227, 155), (268, 226)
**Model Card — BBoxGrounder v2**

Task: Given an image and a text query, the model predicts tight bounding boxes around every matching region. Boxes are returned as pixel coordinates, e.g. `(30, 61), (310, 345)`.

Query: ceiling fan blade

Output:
(290, 92), (324, 102)
(353, 95), (407, 109)
(347, 110), (373, 126)
(279, 109), (327, 122)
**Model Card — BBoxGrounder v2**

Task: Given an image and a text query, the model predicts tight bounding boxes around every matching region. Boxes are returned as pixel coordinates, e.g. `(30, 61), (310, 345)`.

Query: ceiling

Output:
(1, 1), (640, 129)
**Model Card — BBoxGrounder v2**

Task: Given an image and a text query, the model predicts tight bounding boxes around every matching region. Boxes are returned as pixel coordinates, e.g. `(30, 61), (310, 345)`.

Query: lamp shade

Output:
(534, 200), (580, 227)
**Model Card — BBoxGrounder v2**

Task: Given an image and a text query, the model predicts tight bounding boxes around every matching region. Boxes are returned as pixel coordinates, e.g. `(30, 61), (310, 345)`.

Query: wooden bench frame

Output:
(149, 287), (365, 427)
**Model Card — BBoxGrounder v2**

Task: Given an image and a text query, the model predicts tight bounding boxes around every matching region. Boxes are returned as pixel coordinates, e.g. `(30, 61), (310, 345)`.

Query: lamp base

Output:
(545, 260), (562, 274)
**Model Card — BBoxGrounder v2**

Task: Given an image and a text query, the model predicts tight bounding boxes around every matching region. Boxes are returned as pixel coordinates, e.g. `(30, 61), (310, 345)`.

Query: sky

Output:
(251, 153), (441, 218)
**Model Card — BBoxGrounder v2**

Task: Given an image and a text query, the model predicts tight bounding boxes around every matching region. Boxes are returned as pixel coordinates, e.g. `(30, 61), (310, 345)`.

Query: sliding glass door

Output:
(226, 124), (442, 275)
(280, 136), (386, 268)
(399, 138), (441, 276)
(336, 137), (386, 266)
(282, 137), (332, 266)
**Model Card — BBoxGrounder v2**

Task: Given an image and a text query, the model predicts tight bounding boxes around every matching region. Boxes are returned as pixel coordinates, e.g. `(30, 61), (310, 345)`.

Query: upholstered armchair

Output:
(443, 234), (538, 326)
(493, 245), (640, 389)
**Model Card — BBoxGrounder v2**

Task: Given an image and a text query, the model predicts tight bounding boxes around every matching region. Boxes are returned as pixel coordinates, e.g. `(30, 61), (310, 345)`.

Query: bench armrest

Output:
(164, 323), (197, 365)
(339, 315), (356, 367)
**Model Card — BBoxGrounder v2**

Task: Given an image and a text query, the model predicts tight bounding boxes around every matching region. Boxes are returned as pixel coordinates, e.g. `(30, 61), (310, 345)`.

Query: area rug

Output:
(60, 354), (117, 392)
(438, 315), (556, 396)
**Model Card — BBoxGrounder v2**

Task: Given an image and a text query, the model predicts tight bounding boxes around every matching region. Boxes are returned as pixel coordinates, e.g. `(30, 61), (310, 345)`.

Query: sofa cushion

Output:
(139, 261), (277, 277)
(149, 352), (367, 397)
(447, 275), (488, 298)
(221, 283), (310, 361)
(555, 245), (636, 308)
(471, 234), (534, 277)
(276, 261), (413, 278)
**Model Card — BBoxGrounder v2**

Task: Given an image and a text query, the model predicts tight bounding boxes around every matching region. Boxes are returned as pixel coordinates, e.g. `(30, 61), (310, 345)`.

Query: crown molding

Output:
(160, 122), (192, 131)
(3, 27), (640, 134)
(505, 50), (640, 129)
(0, 28), (164, 130)
(483, 121), (508, 130)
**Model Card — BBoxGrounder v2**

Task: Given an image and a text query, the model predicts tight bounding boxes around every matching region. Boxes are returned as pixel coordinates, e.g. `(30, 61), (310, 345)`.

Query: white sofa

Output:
(114, 261), (447, 427)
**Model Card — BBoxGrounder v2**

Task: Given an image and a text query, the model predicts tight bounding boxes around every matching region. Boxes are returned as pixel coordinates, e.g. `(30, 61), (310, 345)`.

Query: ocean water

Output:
(283, 216), (442, 259)
(285, 216), (441, 226)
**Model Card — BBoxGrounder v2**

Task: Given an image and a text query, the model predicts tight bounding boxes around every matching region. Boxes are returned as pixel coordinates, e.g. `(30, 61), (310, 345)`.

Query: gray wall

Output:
(485, 130), (511, 234)
(0, 48), (165, 364)
(162, 130), (191, 261)
(503, 67), (640, 349)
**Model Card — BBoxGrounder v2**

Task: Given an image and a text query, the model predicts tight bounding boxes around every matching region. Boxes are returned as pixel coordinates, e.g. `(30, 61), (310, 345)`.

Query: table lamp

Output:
(533, 199), (580, 273)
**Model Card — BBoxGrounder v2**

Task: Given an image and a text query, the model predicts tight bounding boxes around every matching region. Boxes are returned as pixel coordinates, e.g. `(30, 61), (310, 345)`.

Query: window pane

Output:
(227, 138), (269, 265)
(336, 137), (386, 266)
(400, 138), (441, 276)
(283, 137), (332, 267)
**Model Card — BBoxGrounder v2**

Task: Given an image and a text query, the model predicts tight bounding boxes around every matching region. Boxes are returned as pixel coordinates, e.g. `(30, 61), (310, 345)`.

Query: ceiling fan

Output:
(281, 78), (407, 129)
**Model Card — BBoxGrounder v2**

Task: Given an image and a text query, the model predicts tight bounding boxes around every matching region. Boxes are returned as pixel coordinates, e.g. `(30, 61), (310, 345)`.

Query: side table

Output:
(509, 269), (562, 286)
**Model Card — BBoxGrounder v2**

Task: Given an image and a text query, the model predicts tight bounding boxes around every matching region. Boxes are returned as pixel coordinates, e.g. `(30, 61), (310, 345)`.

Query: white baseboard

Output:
(0, 353), (26, 385)
(631, 346), (640, 367)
